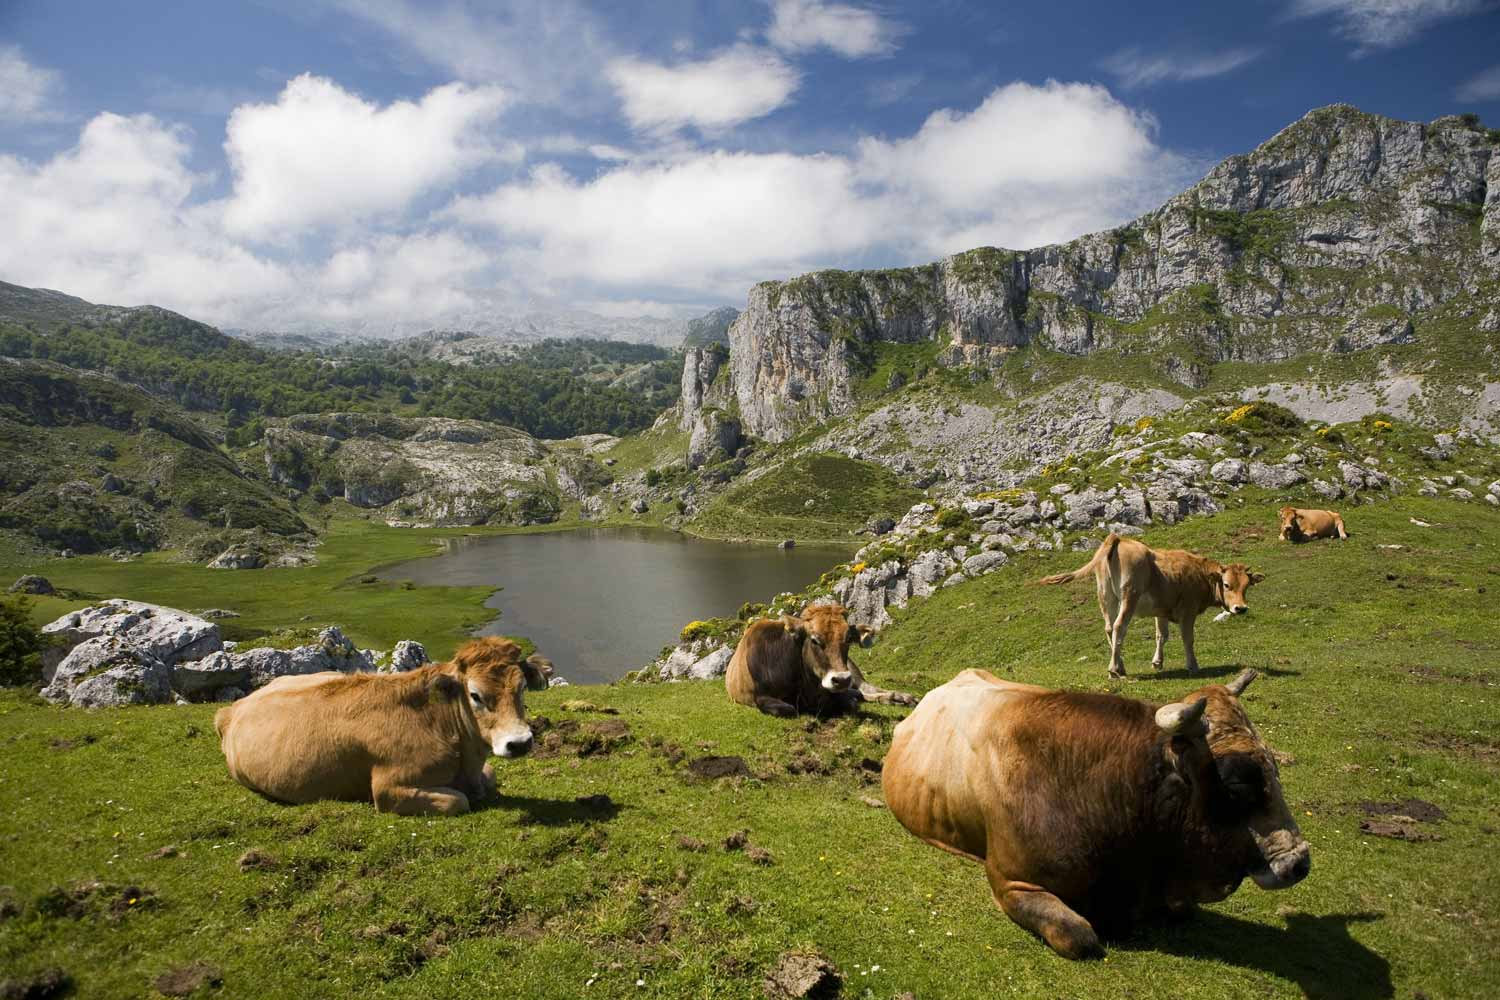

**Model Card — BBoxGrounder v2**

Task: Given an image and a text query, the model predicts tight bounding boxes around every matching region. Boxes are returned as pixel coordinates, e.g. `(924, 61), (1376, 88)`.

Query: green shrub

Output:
(0, 595), (45, 687)
(935, 508), (968, 529)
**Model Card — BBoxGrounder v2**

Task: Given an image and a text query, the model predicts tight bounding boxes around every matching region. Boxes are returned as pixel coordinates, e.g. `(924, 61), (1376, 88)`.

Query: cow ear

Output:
(781, 616), (808, 641)
(428, 673), (463, 705)
(1249, 571), (1266, 584)
(522, 654), (552, 692)
(855, 625), (879, 648)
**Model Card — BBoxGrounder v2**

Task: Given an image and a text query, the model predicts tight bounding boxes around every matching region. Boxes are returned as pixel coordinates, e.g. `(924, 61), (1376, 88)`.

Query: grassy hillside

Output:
(690, 452), (925, 542)
(1, 496), (1494, 998)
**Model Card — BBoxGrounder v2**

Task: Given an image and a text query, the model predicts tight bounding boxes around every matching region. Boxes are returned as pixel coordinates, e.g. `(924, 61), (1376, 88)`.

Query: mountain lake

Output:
(381, 527), (851, 683)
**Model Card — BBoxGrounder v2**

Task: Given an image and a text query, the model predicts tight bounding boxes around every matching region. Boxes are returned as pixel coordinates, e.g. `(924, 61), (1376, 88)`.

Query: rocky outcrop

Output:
(8, 575), (54, 594)
(263, 413), (604, 527)
(42, 638), (173, 708)
(686, 410), (741, 468)
(36, 604), (429, 706)
(41, 600), (221, 681)
(678, 345), (734, 431)
(721, 107), (1498, 441)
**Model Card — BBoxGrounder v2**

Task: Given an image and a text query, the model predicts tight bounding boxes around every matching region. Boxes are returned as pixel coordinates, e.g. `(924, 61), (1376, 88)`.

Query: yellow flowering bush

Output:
(1134, 416), (1154, 432)
(1316, 426), (1331, 437)
(1372, 420), (1392, 432)
(680, 620), (709, 640)
(848, 562), (867, 575)
(1225, 404), (1256, 424)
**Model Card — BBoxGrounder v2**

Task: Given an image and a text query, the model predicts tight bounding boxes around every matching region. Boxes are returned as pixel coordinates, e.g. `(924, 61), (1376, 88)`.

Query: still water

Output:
(381, 527), (849, 684)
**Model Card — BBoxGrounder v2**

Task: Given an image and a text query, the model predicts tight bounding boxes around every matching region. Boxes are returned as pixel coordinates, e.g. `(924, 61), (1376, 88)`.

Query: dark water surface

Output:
(382, 527), (849, 684)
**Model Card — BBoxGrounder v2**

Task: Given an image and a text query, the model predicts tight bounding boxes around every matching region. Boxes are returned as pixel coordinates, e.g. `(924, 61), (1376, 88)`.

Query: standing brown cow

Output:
(1278, 506), (1348, 542)
(725, 603), (916, 716)
(1037, 533), (1264, 677)
(883, 667), (1310, 959)
(216, 637), (550, 815)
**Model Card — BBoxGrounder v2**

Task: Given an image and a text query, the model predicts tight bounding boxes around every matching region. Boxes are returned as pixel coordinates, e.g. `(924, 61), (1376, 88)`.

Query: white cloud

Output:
(324, 0), (614, 108)
(606, 45), (800, 134)
(448, 81), (1193, 297)
(0, 45), (63, 123)
(1101, 46), (1263, 88)
(1456, 63), (1500, 102)
(767, 0), (904, 58)
(1289, 0), (1487, 54)
(221, 74), (511, 239)
(0, 113), (292, 319)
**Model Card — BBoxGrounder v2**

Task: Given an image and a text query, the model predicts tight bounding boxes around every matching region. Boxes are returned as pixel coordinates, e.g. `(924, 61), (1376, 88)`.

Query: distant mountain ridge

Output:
(703, 105), (1500, 442)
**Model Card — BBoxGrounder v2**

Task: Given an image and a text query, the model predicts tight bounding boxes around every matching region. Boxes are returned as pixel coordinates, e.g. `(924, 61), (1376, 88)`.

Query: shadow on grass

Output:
(488, 792), (622, 826)
(1126, 910), (1391, 999)
(1147, 662), (1303, 683)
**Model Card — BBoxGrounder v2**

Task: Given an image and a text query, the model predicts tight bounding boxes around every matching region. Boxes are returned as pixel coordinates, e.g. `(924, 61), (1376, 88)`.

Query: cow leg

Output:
(372, 771), (472, 816)
(1180, 616), (1200, 675)
(987, 870), (1103, 960)
(463, 762), (496, 802)
(1098, 590), (1119, 670)
(754, 695), (798, 718)
(857, 681), (917, 707)
(1108, 591), (1137, 678)
(1152, 617), (1169, 670)
(1334, 515), (1348, 539)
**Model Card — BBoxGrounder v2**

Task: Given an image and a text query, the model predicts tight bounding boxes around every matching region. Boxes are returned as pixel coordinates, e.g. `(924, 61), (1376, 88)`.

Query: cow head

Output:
(446, 637), (551, 758)
(1216, 563), (1265, 615)
(781, 604), (875, 693)
(1156, 668), (1310, 904)
(1277, 507), (1303, 542)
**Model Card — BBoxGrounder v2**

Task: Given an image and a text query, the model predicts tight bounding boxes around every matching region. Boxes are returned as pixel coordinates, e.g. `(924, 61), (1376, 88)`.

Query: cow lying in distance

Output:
(215, 637), (550, 815)
(883, 667), (1309, 959)
(725, 603), (916, 717)
(1037, 533), (1264, 677)
(1278, 506), (1347, 543)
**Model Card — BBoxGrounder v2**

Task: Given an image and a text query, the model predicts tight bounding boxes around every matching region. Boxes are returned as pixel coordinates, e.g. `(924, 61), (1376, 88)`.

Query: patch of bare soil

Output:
(677, 836), (707, 852)
(153, 961), (222, 996)
(0, 888), (19, 922)
(35, 881), (154, 922)
(1418, 731), (1500, 763)
(764, 951), (841, 1000)
(0, 967), (70, 1000)
(559, 700), (620, 715)
(578, 720), (632, 756)
(1356, 798), (1446, 842)
(689, 755), (751, 779)
(146, 845), (180, 861)
(237, 849), (277, 872)
(785, 754), (831, 776)
(48, 735), (95, 751)
(722, 829), (750, 851)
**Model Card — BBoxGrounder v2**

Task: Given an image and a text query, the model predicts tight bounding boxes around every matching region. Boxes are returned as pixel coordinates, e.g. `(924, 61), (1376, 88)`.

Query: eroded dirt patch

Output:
(689, 755), (750, 780)
(154, 961), (222, 996)
(764, 951), (841, 1000)
(35, 881), (154, 922)
(1356, 798), (1446, 842)
(0, 967), (70, 1000)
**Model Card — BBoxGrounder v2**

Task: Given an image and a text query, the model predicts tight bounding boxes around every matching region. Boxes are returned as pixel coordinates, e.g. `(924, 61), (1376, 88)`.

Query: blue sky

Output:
(1, 0), (1497, 333)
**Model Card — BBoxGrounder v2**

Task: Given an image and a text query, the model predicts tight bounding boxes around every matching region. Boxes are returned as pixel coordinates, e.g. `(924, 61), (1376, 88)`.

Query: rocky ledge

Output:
(39, 600), (429, 708)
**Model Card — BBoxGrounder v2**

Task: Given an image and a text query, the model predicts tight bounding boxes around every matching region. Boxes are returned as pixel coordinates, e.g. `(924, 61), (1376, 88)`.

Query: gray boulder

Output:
(631, 498), (649, 514)
(962, 551), (1008, 577)
(8, 575), (54, 595)
(173, 650), (251, 700)
(232, 647), (294, 688)
(40, 600), (221, 682)
(1210, 458), (1248, 484)
(207, 546), (264, 570)
(42, 638), (172, 708)
(907, 549), (957, 599)
(688, 646), (734, 680)
(1247, 462), (1305, 489)
(387, 640), (428, 672)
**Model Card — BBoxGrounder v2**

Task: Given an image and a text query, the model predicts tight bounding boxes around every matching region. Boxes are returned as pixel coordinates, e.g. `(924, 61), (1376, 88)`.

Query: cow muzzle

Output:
(1251, 840), (1311, 889)
(1228, 604), (1249, 615)
(492, 728), (535, 758)
(822, 671), (853, 692)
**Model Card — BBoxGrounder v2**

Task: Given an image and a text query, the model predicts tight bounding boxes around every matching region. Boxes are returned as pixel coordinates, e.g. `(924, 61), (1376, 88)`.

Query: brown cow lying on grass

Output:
(725, 603), (916, 716)
(883, 667), (1309, 959)
(1278, 505), (1348, 542)
(1037, 533), (1264, 677)
(216, 637), (550, 815)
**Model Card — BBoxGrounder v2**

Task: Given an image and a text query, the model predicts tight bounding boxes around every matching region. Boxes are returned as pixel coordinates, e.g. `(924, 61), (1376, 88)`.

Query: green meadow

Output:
(1, 496), (1496, 998)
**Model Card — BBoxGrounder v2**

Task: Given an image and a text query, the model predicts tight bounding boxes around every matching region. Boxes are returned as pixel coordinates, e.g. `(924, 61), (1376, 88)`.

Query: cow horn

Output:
(1155, 697), (1208, 736)
(1225, 668), (1258, 697)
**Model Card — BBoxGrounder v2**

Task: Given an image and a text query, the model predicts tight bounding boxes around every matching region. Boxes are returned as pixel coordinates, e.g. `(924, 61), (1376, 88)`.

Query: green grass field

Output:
(0, 511), (516, 661)
(1, 496), (1495, 998)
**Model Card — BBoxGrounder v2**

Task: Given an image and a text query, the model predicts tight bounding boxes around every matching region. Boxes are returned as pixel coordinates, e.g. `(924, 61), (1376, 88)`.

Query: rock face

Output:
(41, 600), (221, 681)
(262, 413), (603, 527)
(42, 638), (173, 707)
(686, 409), (741, 468)
(386, 640), (428, 672)
(719, 107), (1498, 441)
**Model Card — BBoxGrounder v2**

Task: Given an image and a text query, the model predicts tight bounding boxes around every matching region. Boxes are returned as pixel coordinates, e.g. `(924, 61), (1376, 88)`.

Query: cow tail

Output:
(1034, 533), (1120, 586)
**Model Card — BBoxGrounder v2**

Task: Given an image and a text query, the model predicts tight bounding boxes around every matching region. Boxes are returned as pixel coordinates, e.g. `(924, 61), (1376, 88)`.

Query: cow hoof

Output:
(893, 692), (917, 706)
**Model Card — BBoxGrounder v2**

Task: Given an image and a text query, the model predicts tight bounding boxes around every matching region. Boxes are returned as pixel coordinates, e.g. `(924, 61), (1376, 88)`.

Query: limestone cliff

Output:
(716, 106), (1499, 441)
